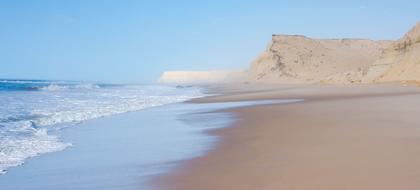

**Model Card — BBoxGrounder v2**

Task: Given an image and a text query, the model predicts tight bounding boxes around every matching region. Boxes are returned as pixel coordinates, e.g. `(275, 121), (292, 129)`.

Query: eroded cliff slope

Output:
(363, 22), (420, 83)
(248, 35), (391, 83)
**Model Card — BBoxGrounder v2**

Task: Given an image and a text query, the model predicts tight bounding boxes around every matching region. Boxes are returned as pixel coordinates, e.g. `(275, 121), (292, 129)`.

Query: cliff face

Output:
(363, 22), (420, 83)
(249, 22), (420, 84)
(249, 35), (391, 83)
(160, 22), (420, 85)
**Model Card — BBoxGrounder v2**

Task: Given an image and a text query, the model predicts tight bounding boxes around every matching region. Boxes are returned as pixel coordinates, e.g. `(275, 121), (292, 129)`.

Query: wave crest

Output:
(40, 84), (100, 91)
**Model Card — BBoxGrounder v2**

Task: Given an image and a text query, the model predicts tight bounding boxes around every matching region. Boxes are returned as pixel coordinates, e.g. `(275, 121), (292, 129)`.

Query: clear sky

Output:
(1, 0), (419, 83)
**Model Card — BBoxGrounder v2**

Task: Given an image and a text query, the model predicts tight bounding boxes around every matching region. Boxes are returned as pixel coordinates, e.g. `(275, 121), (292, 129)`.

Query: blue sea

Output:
(0, 79), (203, 175)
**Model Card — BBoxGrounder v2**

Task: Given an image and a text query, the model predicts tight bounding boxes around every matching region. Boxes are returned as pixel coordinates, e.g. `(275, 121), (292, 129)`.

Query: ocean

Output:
(0, 79), (203, 175)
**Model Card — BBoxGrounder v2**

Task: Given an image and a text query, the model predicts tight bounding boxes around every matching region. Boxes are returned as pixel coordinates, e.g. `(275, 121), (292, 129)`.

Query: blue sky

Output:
(1, 0), (419, 83)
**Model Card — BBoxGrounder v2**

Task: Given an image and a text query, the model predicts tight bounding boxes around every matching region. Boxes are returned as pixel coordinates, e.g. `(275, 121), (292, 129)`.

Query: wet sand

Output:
(154, 84), (420, 190)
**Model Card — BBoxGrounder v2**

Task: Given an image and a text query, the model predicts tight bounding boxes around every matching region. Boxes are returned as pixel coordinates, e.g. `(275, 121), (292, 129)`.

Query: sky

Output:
(1, 0), (419, 83)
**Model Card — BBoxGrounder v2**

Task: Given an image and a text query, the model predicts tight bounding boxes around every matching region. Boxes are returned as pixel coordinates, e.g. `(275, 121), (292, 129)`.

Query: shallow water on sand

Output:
(0, 99), (301, 190)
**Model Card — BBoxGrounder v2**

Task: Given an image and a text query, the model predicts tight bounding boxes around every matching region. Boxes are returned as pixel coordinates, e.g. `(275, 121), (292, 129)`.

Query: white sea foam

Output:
(40, 83), (100, 91)
(0, 122), (70, 174)
(0, 83), (203, 174)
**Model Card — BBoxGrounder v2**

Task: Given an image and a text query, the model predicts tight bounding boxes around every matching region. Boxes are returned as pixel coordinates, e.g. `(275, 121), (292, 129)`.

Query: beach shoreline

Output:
(1, 84), (300, 190)
(153, 84), (420, 190)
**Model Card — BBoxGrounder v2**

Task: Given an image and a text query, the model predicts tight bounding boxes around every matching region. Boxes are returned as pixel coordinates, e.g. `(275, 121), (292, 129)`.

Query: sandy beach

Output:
(2, 2), (420, 190)
(154, 84), (420, 190)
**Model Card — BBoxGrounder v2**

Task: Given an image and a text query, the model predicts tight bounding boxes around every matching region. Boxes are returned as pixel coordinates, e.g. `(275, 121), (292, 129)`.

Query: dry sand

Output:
(153, 84), (420, 190)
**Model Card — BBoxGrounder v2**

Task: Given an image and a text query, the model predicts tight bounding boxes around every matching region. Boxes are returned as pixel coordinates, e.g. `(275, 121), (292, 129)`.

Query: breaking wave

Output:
(0, 80), (203, 174)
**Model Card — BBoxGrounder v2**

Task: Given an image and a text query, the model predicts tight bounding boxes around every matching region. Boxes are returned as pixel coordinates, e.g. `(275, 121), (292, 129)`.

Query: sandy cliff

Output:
(248, 35), (391, 83)
(160, 22), (419, 85)
(363, 22), (420, 83)
(159, 70), (246, 84)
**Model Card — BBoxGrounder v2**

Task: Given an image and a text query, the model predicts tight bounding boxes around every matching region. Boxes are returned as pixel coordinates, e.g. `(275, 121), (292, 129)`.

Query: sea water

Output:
(0, 79), (302, 190)
(0, 79), (202, 175)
